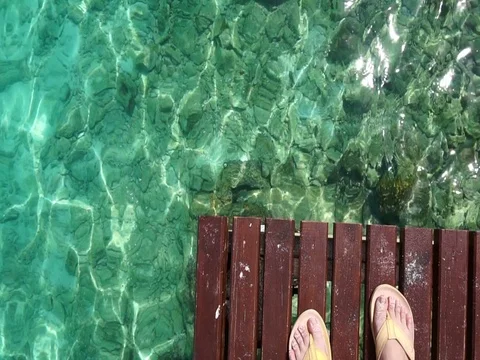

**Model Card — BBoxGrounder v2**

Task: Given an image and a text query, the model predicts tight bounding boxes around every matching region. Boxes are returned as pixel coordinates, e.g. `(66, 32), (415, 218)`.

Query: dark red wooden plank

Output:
(261, 218), (295, 360)
(228, 217), (261, 360)
(331, 223), (362, 360)
(194, 216), (229, 360)
(436, 230), (469, 360)
(472, 231), (480, 360)
(298, 221), (328, 317)
(363, 224), (397, 360)
(400, 227), (434, 360)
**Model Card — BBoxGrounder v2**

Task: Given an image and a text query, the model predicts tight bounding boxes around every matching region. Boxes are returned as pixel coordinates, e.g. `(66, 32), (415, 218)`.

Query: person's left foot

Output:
(289, 317), (328, 360)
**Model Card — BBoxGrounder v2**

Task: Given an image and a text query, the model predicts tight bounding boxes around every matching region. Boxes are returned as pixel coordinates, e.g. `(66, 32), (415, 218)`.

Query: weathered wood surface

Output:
(194, 217), (479, 360)
(194, 216), (229, 360)
(227, 217), (261, 360)
(400, 227), (434, 360)
(261, 219), (295, 360)
(330, 223), (362, 360)
(298, 221), (328, 317)
(364, 225), (397, 360)
(435, 230), (469, 360)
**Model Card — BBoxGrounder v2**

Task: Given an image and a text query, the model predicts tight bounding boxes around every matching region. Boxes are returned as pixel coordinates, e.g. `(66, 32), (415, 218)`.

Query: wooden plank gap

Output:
(469, 231), (480, 360)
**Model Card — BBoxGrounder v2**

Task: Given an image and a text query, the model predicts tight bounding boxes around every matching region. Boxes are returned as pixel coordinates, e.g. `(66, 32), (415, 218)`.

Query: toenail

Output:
(379, 296), (385, 304)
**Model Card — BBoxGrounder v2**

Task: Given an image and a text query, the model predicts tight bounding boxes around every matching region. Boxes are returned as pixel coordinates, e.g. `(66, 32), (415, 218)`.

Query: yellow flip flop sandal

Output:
(370, 284), (415, 360)
(289, 309), (332, 360)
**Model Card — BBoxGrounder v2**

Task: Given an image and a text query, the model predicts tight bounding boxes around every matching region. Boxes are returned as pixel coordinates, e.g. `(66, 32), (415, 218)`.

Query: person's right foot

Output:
(372, 295), (414, 360)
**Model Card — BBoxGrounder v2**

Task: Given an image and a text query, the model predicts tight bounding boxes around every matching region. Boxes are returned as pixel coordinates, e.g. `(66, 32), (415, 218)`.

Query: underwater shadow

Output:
(255, 0), (289, 8)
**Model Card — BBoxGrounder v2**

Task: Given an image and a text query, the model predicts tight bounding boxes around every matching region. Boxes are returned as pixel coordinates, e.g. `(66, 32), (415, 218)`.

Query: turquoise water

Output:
(0, 0), (479, 358)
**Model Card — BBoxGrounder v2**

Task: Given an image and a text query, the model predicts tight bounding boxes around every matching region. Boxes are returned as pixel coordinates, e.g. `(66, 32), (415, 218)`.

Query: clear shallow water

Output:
(0, 0), (479, 358)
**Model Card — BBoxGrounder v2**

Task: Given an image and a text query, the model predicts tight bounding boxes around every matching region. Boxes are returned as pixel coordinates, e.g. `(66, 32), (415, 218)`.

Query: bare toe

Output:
(291, 340), (302, 359)
(394, 299), (401, 320)
(298, 325), (309, 344)
(294, 326), (307, 352)
(373, 295), (387, 335)
(388, 296), (395, 316)
(290, 324), (310, 360)
(308, 317), (327, 354)
(406, 314), (413, 331)
(289, 349), (297, 360)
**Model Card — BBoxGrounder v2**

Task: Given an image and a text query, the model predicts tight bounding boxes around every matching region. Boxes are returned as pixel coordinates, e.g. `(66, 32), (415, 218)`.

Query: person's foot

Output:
(289, 317), (328, 360)
(373, 295), (414, 360)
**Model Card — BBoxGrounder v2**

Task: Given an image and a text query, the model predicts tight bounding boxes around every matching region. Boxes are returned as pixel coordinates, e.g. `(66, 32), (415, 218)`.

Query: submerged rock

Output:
(400, 170), (432, 227)
(215, 160), (270, 206)
(373, 157), (417, 224)
(328, 17), (364, 65)
(115, 73), (137, 116)
(329, 142), (367, 184)
(0, 60), (30, 91)
(342, 86), (374, 115)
